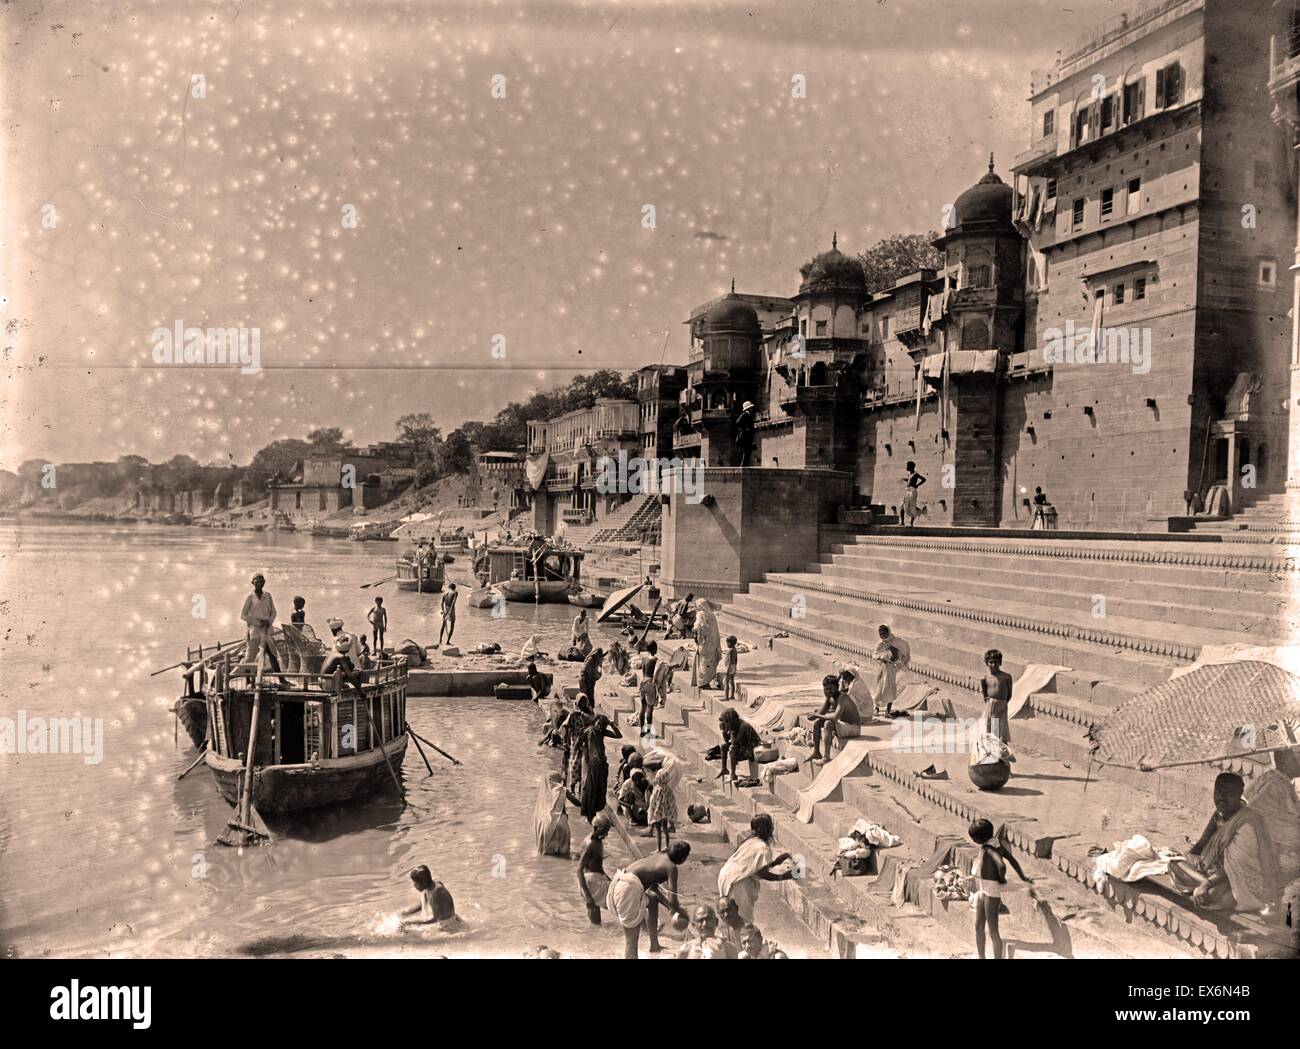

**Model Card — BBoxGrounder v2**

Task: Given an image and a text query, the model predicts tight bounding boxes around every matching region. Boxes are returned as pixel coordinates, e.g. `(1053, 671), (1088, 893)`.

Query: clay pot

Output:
(969, 759), (1011, 791)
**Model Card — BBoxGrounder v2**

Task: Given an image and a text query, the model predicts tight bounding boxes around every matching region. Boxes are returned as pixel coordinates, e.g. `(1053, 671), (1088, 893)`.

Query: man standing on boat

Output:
(240, 573), (284, 676)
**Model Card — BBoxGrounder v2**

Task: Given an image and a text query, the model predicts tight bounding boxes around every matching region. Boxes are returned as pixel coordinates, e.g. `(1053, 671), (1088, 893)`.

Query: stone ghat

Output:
(695, 529), (1296, 957)
(594, 644), (1291, 958)
(593, 653), (1211, 958)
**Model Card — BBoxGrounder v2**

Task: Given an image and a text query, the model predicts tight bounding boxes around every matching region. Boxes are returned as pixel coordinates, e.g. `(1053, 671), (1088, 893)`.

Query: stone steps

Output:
(598, 670), (1203, 958)
(731, 584), (1185, 691)
(816, 550), (1290, 634)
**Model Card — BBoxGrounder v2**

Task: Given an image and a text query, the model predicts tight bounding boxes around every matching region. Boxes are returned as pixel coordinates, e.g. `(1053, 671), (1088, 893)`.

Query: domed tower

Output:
(768, 235), (869, 469)
(681, 282), (763, 467)
(924, 156), (1027, 528)
(932, 155), (1024, 355)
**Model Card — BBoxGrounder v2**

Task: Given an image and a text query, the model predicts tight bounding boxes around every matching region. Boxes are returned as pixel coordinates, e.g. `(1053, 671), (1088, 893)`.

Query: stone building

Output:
(680, 0), (1292, 531)
(524, 399), (641, 533)
(634, 364), (687, 460)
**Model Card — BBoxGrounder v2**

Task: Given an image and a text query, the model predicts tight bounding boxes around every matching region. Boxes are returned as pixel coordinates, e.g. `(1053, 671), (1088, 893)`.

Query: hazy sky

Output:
(1, 0), (1119, 469)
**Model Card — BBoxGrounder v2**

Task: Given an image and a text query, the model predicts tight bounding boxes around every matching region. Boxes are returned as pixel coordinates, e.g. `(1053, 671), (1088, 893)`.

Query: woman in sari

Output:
(560, 695), (595, 794)
(872, 624), (910, 713)
(533, 772), (571, 856)
(578, 713), (622, 823)
(694, 600), (722, 689)
(578, 648), (605, 706)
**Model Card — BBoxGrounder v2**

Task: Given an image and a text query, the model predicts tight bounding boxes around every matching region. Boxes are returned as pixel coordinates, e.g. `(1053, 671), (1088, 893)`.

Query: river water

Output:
(0, 522), (656, 958)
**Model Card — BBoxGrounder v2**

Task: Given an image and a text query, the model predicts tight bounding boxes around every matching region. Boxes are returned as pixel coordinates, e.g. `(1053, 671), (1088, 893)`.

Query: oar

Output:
(407, 728), (436, 777)
(362, 702), (405, 801)
(405, 723), (462, 766)
(176, 744), (208, 781)
(151, 639), (243, 676)
(360, 574), (396, 589)
(635, 597), (663, 650)
(217, 651), (272, 847)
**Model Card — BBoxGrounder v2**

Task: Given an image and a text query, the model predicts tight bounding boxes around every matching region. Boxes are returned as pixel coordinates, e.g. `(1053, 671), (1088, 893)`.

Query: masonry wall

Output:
(660, 468), (852, 603)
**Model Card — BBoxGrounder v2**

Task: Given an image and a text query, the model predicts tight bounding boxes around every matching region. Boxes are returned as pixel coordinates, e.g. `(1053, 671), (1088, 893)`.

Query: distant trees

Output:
(306, 427), (346, 450)
(857, 232), (944, 296)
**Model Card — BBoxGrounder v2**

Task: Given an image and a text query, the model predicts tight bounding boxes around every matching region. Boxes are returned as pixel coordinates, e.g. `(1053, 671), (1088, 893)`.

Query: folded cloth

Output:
(795, 740), (873, 822)
(1090, 834), (1180, 888)
(760, 758), (799, 786)
(606, 870), (647, 929)
(849, 818), (901, 848)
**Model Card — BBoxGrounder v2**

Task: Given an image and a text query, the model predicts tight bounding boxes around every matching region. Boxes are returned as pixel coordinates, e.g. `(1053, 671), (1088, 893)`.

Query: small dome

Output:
(705, 294), (760, 334)
(949, 155), (1013, 229)
(798, 234), (866, 296)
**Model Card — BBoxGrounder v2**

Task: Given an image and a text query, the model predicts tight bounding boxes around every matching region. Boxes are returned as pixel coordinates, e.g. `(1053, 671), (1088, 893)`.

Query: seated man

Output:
(675, 904), (735, 959)
(321, 620), (366, 694)
(807, 674), (862, 760)
(1171, 772), (1282, 913)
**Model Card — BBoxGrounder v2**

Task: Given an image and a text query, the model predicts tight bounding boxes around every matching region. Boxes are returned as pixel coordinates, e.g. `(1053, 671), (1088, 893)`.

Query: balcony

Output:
(1270, 27), (1300, 97)
(1014, 134), (1059, 173)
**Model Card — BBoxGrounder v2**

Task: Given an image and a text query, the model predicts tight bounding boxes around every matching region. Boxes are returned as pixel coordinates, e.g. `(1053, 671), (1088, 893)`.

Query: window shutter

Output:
(1155, 67), (1166, 109)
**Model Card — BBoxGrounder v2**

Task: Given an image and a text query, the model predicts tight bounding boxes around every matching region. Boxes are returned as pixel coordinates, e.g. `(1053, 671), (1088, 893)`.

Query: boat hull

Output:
(497, 579), (575, 603)
(205, 737), (408, 814)
(395, 560), (445, 592)
(173, 696), (208, 749)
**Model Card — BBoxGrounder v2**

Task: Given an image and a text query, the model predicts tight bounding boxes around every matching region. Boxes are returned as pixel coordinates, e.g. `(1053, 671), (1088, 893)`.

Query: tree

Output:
(396, 413), (442, 455)
(435, 429), (476, 477)
(245, 438), (315, 487)
(857, 232), (944, 296)
(307, 427), (345, 450)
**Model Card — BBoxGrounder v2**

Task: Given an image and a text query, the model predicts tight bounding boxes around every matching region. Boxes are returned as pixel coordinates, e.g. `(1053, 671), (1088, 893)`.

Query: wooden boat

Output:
(567, 590), (605, 608)
(200, 652), (409, 814)
(473, 537), (583, 603)
(172, 639), (249, 749)
(396, 551), (446, 592)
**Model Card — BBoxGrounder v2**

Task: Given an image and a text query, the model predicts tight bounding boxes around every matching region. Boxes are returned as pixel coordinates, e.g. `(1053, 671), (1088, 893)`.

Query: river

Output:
(0, 521), (655, 958)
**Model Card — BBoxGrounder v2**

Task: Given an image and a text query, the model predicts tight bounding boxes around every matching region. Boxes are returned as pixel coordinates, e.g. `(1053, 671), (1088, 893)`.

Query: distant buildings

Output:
(268, 443), (416, 518)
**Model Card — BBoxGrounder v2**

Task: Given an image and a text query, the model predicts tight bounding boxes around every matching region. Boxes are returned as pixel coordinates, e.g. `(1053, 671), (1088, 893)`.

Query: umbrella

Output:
(596, 583), (643, 623)
(1088, 661), (1300, 772)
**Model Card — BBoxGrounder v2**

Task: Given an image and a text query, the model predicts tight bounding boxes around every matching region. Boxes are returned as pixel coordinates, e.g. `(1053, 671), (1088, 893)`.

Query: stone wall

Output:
(660, 467), (853, 604)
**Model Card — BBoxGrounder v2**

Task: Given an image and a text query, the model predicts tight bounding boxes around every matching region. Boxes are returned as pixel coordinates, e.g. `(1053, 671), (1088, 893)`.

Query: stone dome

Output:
(797, 234), (867, 296)
(950, 156), (1014, 230)
(705, 294), (760, 334)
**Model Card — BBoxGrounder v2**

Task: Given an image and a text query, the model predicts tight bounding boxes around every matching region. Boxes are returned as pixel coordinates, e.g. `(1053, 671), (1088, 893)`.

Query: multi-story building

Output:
(524, 398), (641, 533)
(634, 364), (687, 460)
(681, 0), (1292, 531)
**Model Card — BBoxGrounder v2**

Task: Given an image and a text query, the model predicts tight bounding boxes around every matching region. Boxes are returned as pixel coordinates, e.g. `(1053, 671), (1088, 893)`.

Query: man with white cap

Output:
(735, 400), (756, 466)
(240, 572), (284, 675)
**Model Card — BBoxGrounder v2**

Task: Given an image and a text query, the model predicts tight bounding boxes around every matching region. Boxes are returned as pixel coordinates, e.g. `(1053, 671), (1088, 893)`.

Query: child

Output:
(647, 765), (678, 853)
(968, 818), (1032, 960)
(367, 596), (387, 653)
(723, 635), (739, 701)
(291, 596), (307, 626)
(401, 865), (456, 926)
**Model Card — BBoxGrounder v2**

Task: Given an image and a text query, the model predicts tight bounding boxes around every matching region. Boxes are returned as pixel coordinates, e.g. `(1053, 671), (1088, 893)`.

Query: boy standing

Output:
(723, 635), (739, 701)
(367, 596), (387, 653)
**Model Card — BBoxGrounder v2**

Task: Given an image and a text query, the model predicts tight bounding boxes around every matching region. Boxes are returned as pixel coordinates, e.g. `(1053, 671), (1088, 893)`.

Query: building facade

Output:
(677, 0), (1292, 530)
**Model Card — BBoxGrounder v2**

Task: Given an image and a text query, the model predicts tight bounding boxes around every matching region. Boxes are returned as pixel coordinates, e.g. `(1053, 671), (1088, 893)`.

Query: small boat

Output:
(396, 551), (446, 592)
(350, 520), (398, 541)
(567, 590), (605, 608)
(199, 651), (410, 814)
(473, 537), (583, 603)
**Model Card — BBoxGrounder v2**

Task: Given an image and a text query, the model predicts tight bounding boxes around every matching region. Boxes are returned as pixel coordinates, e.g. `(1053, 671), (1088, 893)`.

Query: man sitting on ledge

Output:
(1171, 772), (1282, 913)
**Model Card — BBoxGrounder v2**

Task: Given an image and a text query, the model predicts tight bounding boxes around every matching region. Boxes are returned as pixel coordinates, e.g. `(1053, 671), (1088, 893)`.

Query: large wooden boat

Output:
(199, 653), (409, 814)
(473, 537), (583, 603)
(396, 550), (446, 592)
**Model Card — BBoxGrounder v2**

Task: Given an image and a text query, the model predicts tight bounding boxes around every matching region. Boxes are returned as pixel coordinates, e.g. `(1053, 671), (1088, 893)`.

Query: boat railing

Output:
(212, 655), (409, 698)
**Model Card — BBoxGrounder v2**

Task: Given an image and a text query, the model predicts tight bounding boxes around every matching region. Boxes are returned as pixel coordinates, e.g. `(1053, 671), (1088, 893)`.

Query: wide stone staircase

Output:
(602, 527), (1298, 958)
(589, 494), (661, 545)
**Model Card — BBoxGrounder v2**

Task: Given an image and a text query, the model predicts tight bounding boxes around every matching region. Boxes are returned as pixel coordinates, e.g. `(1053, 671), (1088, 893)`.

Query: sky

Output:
(1, 0), (1122, 470)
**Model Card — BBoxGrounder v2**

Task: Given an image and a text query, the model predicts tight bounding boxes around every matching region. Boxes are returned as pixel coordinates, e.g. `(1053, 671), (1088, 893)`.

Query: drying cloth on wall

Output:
(1007, 664), (1070, 720)
(795, 740), (872, 822)
(524, 452), (549, 491)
